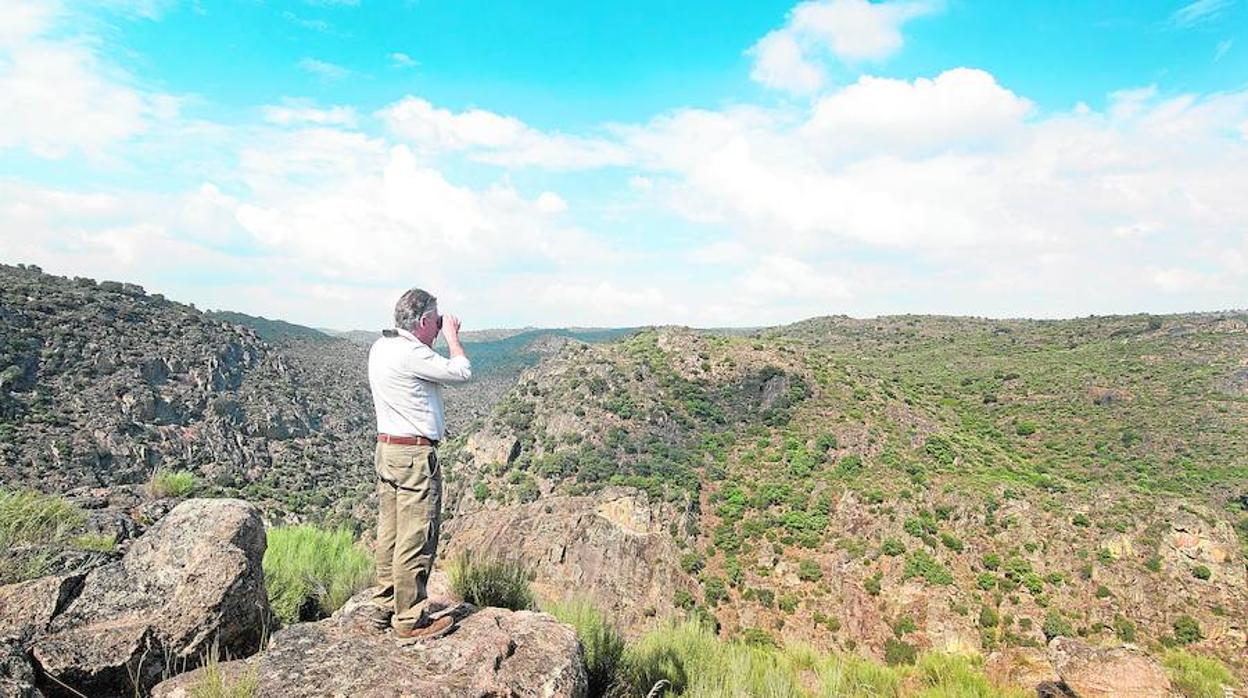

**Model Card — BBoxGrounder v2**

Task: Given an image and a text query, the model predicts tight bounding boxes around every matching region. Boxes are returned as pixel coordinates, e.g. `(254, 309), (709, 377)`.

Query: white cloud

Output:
(377, 97), (634, 170)
(1169, 0), (1234, 28)
(389, 52), (418, 69)
(262, 101), (358, 128)
(801, 68), (1033, 158)
(748, 0), (942, 93)
(0, 0), (173, 159)
(740, 255), (851, 301)
(1214, 39), (1233, 61)
(749, 30), (825, 94)
(298, 57), (352, 82)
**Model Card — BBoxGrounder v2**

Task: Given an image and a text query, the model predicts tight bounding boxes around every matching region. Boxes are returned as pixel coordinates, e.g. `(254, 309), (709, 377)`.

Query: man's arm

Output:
(406, 314), (472, 384)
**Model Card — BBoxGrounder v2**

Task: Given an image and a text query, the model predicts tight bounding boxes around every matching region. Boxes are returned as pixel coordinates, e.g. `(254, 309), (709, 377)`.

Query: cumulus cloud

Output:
(748, 0), (942, 93)
(0, 0), (175, 159)
(377, 97), (633, 169)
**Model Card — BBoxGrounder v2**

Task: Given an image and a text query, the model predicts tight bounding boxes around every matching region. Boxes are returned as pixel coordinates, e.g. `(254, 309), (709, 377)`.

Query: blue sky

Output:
(1, 0), (1246, 329)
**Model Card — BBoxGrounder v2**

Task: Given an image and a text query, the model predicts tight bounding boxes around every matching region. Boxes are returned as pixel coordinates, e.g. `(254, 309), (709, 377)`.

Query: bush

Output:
(797, 559), (823, 582)
(1163, 650), (1239, 698)
(884, 638), (917, 666)
(903, 550), (953, 585)
(881, 538), (905, 556)
(1015, 421), (1037, 437)
(1043, 610), (1074, 640)
(148, 470), (198, 499)
(1191, 565), (1211, 581)
(1171, 616), (1203, 646)
(545, 599), (626, 697)
(448, 550), (534, 611)
(264, 525), (374, 624)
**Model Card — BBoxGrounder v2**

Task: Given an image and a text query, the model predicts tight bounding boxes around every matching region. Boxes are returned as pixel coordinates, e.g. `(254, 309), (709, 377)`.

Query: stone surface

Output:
(1049, 637), (1176, 698)
(0, 576), (83, 640)
(152, 589), (587, 698)
(27, 499), (270, 697)
(984, 647), (1059, 693)
(0, 639), (41, 698)
(442, 488), (695, 635)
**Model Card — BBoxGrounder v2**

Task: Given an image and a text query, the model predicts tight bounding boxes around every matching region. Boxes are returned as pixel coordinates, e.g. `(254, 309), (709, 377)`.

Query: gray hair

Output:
(394, 288), (436, 330)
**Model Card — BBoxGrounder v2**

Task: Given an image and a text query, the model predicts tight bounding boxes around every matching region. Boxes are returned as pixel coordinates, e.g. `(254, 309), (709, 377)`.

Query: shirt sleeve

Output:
(404, 346), (472, 385)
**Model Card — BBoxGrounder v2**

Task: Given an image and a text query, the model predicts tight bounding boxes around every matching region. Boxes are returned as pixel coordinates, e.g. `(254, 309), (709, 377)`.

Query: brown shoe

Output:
(395, 615), (456, 642)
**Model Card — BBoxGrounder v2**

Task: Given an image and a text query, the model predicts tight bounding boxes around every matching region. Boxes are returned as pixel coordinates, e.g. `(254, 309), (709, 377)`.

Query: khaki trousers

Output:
(371, 442), (441, 632)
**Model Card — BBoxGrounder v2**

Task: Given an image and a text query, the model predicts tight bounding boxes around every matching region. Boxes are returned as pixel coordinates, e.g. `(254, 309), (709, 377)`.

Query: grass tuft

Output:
(544, 599), (627, 696)
(0, 488), (85, 583)
(263, 525), (373, 625)
(448, 550), (535, 611)
(1163, 650), (1239, 698)
(148, 470), (199, 499)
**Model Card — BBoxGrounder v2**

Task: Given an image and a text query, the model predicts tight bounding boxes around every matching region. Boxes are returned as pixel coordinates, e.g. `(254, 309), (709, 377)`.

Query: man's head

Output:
(394, 287), (441, 347)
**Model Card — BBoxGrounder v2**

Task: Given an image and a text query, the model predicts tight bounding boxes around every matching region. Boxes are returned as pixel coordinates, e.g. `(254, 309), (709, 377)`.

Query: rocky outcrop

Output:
(0, 499), (270, 698)
(1049, 637), (1175, 698)
(152, 589), (588, 698)
(443, 488), (696, 634)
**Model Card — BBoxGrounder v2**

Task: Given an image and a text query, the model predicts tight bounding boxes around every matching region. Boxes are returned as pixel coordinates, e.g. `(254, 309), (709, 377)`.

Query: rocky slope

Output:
(436, 319), (1248, 679)
(0, 264), (379, 523)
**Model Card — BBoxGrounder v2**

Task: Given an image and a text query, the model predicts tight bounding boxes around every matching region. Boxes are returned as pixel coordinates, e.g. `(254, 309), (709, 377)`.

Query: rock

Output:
(1049, 637), (1176, 698)
(985, 647), (1058, 693)
(442, 488), (696, 634)
(151, 589), (588, 698)
(0, 638), (42, 698)
(0, 575), (83, 639)
(29, 499), (269, 697)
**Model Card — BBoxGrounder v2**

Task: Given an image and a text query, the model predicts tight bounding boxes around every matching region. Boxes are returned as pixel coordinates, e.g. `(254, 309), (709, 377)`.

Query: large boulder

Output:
(1049, 637), (1176, 698)
(152, 589), (588, 698)
(443, 488), (695, 635)
(21, 499), (269, 697)
(984, 647), (1060, 693)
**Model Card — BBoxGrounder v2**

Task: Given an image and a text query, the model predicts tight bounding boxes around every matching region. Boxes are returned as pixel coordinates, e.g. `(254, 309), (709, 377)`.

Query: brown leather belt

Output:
(377, 434), (438, 447)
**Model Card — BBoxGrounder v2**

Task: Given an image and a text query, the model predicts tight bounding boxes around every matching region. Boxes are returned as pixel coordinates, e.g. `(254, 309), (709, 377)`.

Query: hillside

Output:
(2, 262), (1245, 685)
(0, 264), (378, 523)
(439, 316), (1248, 677)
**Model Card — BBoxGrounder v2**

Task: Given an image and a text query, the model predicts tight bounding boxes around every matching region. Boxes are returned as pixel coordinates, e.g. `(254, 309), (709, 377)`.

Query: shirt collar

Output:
(392, 327), (419, 342)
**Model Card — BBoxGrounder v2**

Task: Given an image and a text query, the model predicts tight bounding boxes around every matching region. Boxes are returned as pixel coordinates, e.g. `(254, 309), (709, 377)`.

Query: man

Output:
(366, 287), (471, 641)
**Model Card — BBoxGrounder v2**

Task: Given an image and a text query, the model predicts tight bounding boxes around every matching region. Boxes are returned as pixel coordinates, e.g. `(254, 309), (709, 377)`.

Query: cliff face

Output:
(0, 264), (374, 522)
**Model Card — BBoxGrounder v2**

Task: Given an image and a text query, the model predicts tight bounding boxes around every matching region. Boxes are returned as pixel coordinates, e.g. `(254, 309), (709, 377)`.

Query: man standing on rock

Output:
(366, 288), (471, 641)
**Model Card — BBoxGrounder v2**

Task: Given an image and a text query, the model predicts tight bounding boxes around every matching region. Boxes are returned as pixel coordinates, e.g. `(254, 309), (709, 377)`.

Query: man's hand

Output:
(443, 314), (462, 339)
(443, 314), (466, 360)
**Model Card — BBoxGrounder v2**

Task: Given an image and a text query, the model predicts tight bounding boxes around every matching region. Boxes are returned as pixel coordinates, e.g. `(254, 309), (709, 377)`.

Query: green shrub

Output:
(1171, 616), (1203, 646)
(1015, 421), (1037, 437)
(264, 525), (374, 624)
(881, 538), (905, 556)
(545, 599), (626, 697)
(884, 638), (917, 666)
(1113, 615), (1137, 642)
(1191, 565), (1211, 581)
(797, 559), (823, 582)
(940, 532), (964, 552)
(1163, 650), (1239, 698)
(979, 606), (1000, 629)
(701, 575), (727, 605)
(903, 550), (953, 585)
(448, 550), (534, 611)
(148, 470), (198, 498)
(864, 570), (883, 596)
(1043, 610), (1074, 640)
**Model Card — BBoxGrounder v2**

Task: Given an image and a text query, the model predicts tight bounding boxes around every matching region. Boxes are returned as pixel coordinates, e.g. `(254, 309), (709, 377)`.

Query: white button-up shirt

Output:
(368, 328), (472, 440)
